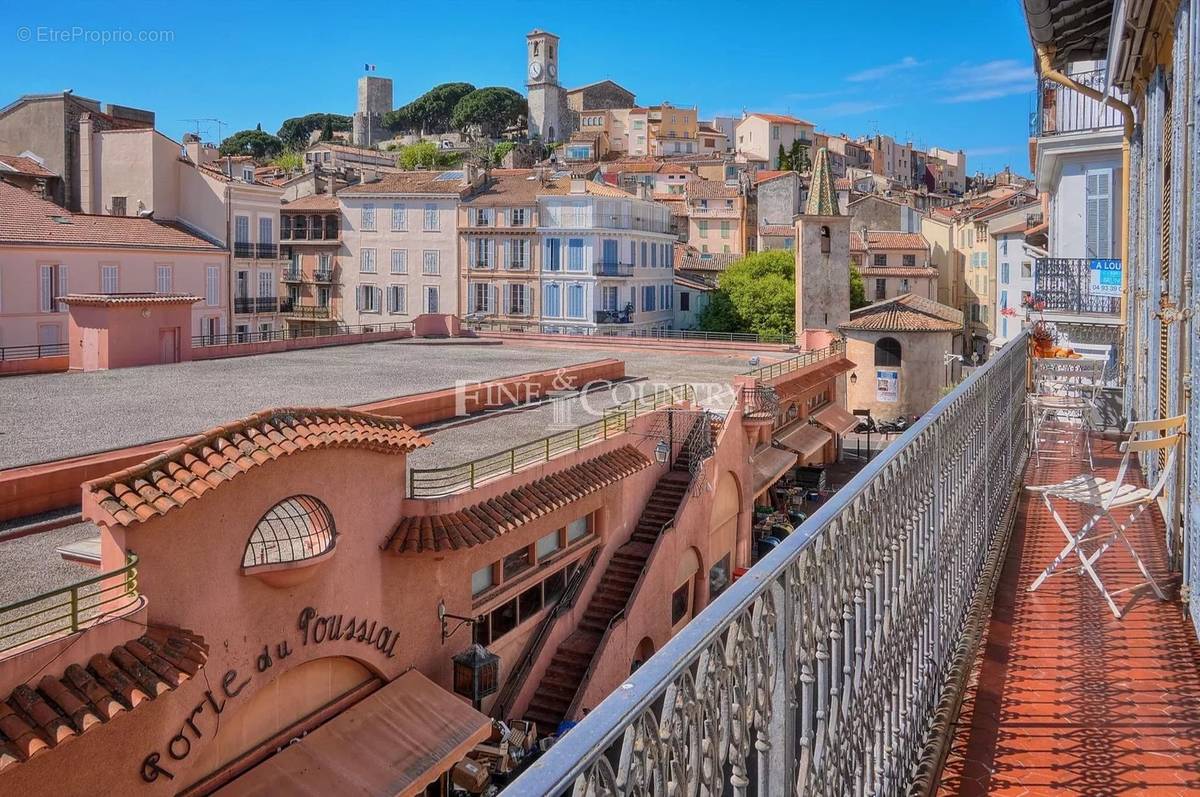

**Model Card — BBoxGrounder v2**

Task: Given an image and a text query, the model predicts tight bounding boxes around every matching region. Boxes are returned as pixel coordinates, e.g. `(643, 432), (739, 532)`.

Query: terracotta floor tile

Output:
(935, 440), (1200, 796)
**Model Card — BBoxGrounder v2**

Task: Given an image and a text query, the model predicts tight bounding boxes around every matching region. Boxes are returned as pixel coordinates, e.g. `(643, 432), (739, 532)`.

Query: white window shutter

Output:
(57, 265), (69, 312)
(356, 286), (363, 311)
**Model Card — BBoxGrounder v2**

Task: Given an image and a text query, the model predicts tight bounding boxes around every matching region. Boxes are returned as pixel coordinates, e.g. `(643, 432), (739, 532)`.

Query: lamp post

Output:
(439, 601), (500, 711)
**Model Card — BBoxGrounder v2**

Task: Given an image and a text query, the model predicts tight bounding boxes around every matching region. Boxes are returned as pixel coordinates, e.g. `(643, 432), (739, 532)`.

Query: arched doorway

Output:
(710, 471), (742, 572)
(631, 636), (656, 673)
(187, 656), (380, 791)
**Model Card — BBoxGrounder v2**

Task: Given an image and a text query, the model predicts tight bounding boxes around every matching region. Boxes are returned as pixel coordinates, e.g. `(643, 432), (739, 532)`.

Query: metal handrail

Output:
(743, 337), (844, 381)
(0, 554), (140, 652)
(506, 330), (1031, 795)
(408, 384), (694, 498)
(0, 343), (69, 361)
(192, 321), (409, 348)
(491, 547), (600, 720)
(562, 413), (714, 721)
(470, 320), (793, 345)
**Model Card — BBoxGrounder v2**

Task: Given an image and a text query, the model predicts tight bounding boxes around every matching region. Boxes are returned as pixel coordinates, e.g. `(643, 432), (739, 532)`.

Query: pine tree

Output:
(776, 143), (790, 171)
(320, 117), (334, 141)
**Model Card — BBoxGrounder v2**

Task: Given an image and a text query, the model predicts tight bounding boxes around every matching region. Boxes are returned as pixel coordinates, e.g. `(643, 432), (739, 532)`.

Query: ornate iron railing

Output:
(1031, 68), (1125, 137)
(744, 338), (845, 381)
(408, 384), (694, 498)
(506, 331), (1031, 795)
(1033, 257), (1122, 316)
(0, 554), (140, 653)
(741, 385), (780, 421)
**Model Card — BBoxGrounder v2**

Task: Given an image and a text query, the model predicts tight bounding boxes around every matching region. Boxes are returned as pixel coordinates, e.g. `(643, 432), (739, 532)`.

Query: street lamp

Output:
(452, 643), (500, 711)
(654, 440), (670, 463)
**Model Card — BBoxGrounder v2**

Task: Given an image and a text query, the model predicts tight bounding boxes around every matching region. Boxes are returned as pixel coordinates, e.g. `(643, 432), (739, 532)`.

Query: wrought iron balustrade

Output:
(741, 385), (780, 421)
(1033, 257), (1122, 316)
(506, 330), (1031, 796)
(593, 262), (635, 277)
(1031, 68), (1125, 137)
(232, 242), (255, 259)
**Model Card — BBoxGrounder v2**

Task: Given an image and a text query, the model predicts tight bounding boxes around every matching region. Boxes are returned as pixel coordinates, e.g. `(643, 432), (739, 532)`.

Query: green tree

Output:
(320, 117), (334, 141)
(850, 265), (868, 309)
(491, 140), (516, 165)
(276, 114), (351, 149)
(698, 250), (796, 339)
(396, 141), (440, 170)
(219, 129), (283, 159)
(777, 143), (790, 170)
(271, 150), (303, 173)
(388, 82), (477, 134)
(451, 87), (527, 138)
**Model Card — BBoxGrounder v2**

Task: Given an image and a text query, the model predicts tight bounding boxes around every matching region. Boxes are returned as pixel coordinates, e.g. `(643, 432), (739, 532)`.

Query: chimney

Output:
(78, 113), (93, 213)
(183, 133), (202, 166)
(462, 161), (479, 188)
(569, 177), (587, 195)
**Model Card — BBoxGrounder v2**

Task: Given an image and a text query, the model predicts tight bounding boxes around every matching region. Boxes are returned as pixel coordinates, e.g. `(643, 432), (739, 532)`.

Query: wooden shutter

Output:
(1158, 108), (1172, 436)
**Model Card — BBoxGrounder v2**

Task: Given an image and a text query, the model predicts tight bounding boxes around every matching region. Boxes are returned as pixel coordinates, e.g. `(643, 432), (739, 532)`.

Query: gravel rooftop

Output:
(0, 339), (777, 470)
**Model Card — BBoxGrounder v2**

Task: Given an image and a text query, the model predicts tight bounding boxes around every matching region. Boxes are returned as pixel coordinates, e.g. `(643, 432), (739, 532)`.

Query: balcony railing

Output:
(467, 320), (794, 345)
(1033, 257), (1122, 316)
(286, 305), (332, 320)
(256, 243), (278, 259)
(193, 321), (411, 348)
(688, 205), (740, 218)
(595, 309), (633, 324)
(0, 342), (69, 361)
(1031, 68), (1125, 137)
(234, 297), (281, 314)
(282, 269), (303, 282)
(313, 269), (334, 283)
(233, 242), (254, 259)
(408, 384), (694, 498)
(593, 262), (635, 277)
(744, 337), (845, 380)
(0, 555), (139, 653)
(740, 385), (779, 421)
(506, 331), (1031, 795)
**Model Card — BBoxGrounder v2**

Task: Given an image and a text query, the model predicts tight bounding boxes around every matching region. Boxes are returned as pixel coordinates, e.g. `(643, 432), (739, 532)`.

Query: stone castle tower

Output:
(353, 75), (393, 147)
(526, 29), (565, 142)
(795, 147), (851, 332)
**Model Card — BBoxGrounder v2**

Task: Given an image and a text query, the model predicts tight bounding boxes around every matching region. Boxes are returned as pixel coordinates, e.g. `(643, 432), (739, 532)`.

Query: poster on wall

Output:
(1088, 258), (1122, 296)
(876, 369), (899, 403)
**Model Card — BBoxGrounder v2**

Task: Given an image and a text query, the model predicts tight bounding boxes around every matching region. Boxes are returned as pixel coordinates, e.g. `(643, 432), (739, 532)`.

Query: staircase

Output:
(523, 416), (712, 733)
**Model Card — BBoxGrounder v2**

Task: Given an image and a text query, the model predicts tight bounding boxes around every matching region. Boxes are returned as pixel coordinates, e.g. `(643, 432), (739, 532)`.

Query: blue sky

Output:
(0, 0), (1036, 175)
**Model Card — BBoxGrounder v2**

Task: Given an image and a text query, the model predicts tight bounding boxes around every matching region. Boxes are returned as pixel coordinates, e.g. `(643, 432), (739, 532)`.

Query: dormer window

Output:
(242, 167), (254, 182)
(243, 495), (336, 586)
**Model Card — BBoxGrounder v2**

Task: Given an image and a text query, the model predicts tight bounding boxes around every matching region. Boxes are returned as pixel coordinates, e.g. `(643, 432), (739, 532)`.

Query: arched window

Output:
(875, 337), (902, 368)
(819, 225), (831, 254)
(244, 495), (336, 567)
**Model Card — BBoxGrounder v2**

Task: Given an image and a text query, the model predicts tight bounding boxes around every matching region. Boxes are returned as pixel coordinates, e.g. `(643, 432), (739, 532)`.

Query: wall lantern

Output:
(654, 440), (670, 463)
(452, 643), (500, 710)
(849, 372), (858, 385)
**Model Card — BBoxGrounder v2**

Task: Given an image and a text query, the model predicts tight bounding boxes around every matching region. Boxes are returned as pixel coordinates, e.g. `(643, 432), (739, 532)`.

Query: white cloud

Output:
(936, 59), (1034, 103)
(846, 56), (923, 83)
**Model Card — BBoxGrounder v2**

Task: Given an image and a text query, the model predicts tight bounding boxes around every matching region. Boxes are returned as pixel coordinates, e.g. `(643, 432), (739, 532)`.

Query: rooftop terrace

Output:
(0, 338), (774, 470)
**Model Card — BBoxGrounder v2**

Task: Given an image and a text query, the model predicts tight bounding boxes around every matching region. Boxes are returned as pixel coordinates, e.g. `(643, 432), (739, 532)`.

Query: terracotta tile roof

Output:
(677, 247), (737, 271)
(340, 170), (471, 196)
(687, 180), (741, 200)
(60, 293), (202, 307)
(759, 224), (795, 236)
(840, 293), (964, 333)
(772, 357), (857, 390)
(84, 408), (430, 528)
(850, 232), (867, 253)
(0, 626), (207, 772)
(754, 170), (797, 185)
(657, 163), (692, 174)
(0, 181), (222, 251)
(858, 267), (938, 278)
(834, 177), (852, 190)
(387, 446), (651, 554)
(674, 273), (713, 291)
(746, 113), (813, 126)
(281, 194), (340, 212)
(865, 231), (929, 249)
(0, 154), (55, 178)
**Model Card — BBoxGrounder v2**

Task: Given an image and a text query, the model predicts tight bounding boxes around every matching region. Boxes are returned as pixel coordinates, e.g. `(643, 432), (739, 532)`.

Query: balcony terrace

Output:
(1030, 68), (1126, 138)
(505, 332), (1197, 795)
(1034, 257), (1122, 318)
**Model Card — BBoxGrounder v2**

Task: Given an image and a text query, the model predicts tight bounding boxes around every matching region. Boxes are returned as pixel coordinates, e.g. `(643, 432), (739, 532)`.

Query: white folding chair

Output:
(1028, 358), (1105, 470)
(1026, 414), (1186, 618)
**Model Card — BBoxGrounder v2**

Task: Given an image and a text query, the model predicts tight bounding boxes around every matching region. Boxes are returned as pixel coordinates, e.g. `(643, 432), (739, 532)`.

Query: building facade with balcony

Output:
(459, 173), (543, 323)
(537, 176), (676, 334)
(338, 169), (485, 327)
(1029, 59), (1125, 364)
(279, 193), (342, 333)
(849, 230), (939, 303)
(685, 179), (748, 256)
(989, 219), (1042, 346)
(734, 113), (814, 169)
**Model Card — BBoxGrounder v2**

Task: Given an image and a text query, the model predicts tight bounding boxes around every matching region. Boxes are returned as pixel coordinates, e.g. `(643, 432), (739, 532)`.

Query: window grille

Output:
(243, 495), (336, 567)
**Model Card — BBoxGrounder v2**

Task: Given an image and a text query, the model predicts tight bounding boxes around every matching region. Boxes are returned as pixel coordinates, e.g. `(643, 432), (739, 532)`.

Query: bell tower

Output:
(526, 29), (563, 142)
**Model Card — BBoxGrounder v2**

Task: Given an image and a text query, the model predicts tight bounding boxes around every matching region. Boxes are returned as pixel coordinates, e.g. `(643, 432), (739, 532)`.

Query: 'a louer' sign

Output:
(1088, 258), (1122, 296)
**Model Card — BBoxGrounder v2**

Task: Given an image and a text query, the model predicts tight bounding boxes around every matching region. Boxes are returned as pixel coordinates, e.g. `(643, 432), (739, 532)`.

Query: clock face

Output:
(547, 63), (557, 80)
(529, 62), (543, 80)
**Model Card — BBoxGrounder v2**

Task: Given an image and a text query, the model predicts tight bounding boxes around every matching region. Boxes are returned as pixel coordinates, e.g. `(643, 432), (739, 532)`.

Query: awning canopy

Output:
(216, 669), (492, 797)
(812, 404), (859, 436)
(774, 423), (833, 458)
(752, 446), (798, 498)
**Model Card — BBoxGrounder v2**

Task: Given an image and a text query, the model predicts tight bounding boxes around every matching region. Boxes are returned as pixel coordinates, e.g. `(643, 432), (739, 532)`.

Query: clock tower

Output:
(526, 29), (563, 142)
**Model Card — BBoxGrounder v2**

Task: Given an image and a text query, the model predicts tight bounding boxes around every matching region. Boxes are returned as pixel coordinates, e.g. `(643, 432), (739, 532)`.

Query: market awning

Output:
(216, 669), (492, 797)
(812, 404), (859, 436)
(752, 446), (798, 498)
(774, 423), (833, 458)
